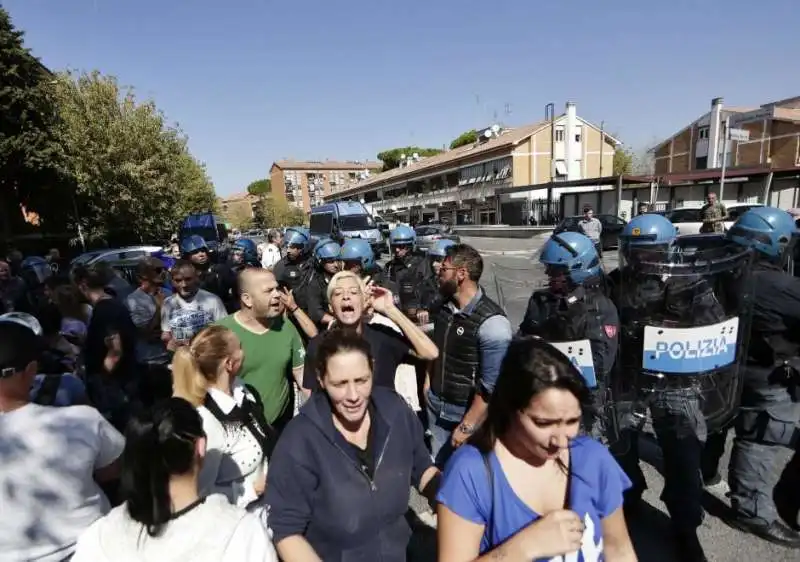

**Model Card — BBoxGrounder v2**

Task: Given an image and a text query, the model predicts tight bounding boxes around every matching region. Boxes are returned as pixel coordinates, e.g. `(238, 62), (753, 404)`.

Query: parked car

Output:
(553, 214), (627, 250)
(414, 224), (460, 253)
(666, 203), (764, 235)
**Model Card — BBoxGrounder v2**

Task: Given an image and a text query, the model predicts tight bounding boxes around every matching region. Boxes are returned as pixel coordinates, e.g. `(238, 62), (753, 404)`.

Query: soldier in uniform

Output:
(609, 213), (753, 561)
(518, 231), (619, 436)
(702, 206), (800, 547)
(699, 191), (727, 234)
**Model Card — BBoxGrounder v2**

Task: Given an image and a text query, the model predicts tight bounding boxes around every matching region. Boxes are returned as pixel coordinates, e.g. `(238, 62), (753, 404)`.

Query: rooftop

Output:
(272, 160), (383, 171)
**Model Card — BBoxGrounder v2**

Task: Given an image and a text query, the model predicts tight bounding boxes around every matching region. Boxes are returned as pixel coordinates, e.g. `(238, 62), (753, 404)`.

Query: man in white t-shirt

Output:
(0, 321), (125, 561)
(161, 260), (227, 349)
(259, 230), (283, 270)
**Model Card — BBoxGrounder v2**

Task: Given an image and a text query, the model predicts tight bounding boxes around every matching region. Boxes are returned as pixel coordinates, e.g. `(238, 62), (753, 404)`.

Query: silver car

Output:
(414, 224), (460, 253)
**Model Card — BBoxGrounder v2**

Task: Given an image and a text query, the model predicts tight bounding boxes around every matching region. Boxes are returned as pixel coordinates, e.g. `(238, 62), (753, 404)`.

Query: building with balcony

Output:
(652, 96), (800, 176)
(218, 192), (259, 227)
(270, 160), (383, 213)
(324, 102), (619, 225)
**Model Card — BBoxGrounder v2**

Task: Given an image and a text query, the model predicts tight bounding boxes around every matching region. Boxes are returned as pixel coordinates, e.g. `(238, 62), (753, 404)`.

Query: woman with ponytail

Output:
(171, 325), (276, 512)
(71, 397), (277, 561)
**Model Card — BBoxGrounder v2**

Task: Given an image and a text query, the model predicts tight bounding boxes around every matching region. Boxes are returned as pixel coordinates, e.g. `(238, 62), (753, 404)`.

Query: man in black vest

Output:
(427, 244), (512, 467)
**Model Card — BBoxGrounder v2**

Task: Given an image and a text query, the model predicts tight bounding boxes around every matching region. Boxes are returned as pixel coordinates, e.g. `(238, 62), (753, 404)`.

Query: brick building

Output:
(270, 160), (383, 213)
(652, 96), (800, 175)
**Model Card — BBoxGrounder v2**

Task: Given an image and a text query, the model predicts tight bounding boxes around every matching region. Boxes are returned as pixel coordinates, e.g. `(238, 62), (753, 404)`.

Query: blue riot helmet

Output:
(727, 206), (798, 260)
(429, 238), (457, 259)
(389, 225), (416, 252)
(619, 213), (678, 250)
(180, 235), (209, 256)
(340, 238), (375, 271)
(20, 256), (52, 286)
(284, 227), (310, 255)
(539, 232), (601, 285)
(232, 239), (258, 264)
(313, 238), (341, 268)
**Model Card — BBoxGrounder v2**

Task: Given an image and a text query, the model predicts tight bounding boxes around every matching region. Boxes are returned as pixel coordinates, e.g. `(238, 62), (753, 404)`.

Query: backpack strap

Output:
(203, 386), (278, 460)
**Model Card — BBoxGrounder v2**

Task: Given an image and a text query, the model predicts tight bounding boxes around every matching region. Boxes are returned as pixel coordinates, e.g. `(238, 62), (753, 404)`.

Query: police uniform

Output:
(610, 216), (751, 562)
(520, 281), (618, 432)
(702, 254), (800, 544)
(384, 254), (425, 316)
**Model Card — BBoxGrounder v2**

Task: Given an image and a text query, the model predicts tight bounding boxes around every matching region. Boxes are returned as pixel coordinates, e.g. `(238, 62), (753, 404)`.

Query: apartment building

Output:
(218, 192), (259, 227)
(325, 102), (619, 225)
(652, 96), (800, 175)
(270, 160), (383, 213)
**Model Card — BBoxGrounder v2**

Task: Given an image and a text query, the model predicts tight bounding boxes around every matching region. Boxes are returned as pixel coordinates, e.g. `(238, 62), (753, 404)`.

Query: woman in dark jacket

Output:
(265, 328), (439, 562)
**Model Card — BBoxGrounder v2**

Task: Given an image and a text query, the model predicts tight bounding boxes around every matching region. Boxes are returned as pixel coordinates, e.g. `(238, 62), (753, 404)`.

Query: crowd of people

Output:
(0, 204), (798, 561)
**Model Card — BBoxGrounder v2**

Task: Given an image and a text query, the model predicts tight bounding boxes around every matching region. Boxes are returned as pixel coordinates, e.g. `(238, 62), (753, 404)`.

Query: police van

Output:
(309, 201), (384, 257)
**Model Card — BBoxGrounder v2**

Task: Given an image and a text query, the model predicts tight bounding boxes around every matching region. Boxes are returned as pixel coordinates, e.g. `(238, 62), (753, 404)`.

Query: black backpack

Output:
(202, 384), (278, 460)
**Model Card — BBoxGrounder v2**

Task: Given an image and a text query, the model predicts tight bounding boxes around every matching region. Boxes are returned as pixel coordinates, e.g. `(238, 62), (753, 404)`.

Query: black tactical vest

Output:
(430, 292), (506, 406)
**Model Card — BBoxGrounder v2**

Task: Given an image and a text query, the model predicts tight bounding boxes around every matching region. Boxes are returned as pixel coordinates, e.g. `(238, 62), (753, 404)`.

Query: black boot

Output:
(672, 528), (708, 562)
(723, 516), (800, 548)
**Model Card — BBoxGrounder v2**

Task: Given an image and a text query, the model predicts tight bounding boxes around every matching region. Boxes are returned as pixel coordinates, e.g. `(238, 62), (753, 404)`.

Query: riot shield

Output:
(610, 234), (755, 436)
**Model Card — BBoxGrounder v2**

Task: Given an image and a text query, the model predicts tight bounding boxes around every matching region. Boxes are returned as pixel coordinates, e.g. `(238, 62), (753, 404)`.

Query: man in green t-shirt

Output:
(216, 269), (306, 431)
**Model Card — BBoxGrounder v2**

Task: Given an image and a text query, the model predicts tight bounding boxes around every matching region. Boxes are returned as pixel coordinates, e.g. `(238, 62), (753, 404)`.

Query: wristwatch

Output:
(458, 422), (476, 435)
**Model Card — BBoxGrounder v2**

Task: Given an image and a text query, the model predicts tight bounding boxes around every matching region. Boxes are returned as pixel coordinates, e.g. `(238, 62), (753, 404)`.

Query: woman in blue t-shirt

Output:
(437, 337), (637, 562)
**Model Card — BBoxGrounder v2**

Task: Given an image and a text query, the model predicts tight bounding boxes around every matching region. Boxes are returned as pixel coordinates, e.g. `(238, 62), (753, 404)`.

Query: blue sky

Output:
(4, 0), (798, 195)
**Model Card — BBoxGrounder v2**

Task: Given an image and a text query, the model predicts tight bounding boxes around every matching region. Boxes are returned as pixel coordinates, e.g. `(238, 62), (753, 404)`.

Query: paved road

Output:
(407, 234), (796, 562)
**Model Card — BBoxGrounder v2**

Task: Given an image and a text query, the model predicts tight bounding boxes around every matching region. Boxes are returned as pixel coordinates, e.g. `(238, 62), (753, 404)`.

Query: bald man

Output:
(216, 268), (307, 431)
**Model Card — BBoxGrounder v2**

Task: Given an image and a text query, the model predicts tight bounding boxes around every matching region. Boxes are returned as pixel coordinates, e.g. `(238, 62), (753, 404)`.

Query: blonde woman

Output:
(172, 325), (276, 513)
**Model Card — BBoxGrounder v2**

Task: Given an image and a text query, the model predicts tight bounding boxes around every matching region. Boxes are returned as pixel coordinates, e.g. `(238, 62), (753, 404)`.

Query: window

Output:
(555, 128), (565, 142)
(310, 212), (334, 236)
(555, 160), (568, 176)
(340, 215), (375, 230)
(695, 156), (708, 170)
(667, 208), (702, 223)
(574, 125), (582, 143)
(698, 127), (709, 140)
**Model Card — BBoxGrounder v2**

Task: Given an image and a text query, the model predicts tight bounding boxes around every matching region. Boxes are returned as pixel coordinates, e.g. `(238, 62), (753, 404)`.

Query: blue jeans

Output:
(426, 390), (464, 468)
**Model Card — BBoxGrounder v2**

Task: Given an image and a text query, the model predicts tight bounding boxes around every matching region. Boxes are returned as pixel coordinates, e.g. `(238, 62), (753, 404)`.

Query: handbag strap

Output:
(481, 452), (495, 547)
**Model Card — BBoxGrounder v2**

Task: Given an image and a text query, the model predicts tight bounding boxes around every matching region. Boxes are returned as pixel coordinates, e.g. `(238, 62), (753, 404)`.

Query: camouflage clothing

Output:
(700, 202), (727, 233)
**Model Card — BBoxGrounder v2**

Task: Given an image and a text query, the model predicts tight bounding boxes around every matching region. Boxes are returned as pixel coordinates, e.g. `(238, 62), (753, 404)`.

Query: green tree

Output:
(52, 70), (215, 245)
(246, 178), (271, 196)
(449, 129), (478, 149)
(0, 7), (68, 241)
(258, 195), (306, 227)
(613, 147), (634, 175)
(376, 147), (443, 171)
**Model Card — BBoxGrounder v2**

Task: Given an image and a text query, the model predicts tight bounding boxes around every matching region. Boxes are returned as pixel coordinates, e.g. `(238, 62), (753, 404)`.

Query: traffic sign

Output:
(728, 128), (750, 142)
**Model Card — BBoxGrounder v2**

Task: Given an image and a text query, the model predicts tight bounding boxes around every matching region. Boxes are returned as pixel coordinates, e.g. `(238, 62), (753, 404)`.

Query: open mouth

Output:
(339, 303), (358, 320)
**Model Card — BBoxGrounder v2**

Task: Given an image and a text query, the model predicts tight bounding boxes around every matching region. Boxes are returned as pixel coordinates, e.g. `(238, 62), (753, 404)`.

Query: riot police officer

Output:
(384, 225), (425, 320)
(305, 238), (342, 330)
(702, 206), (800, 546)
(416, 239), (457, 325)
(230, 239), (260, 270)
(610, 213), (751, 561)
(518, 231), (619, 435)
(180, 235), (236, 311)
(17, 256), (53, 316)
(273, 227), (312, 292)
(340, 238), (393, 289)
(273, 227), (314, 321)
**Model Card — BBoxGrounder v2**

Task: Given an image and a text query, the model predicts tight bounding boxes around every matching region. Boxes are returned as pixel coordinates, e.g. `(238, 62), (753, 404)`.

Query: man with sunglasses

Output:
(518, 232), (619, 436)
(125, 257), (169, 364)
(427, 244), (512, 467)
